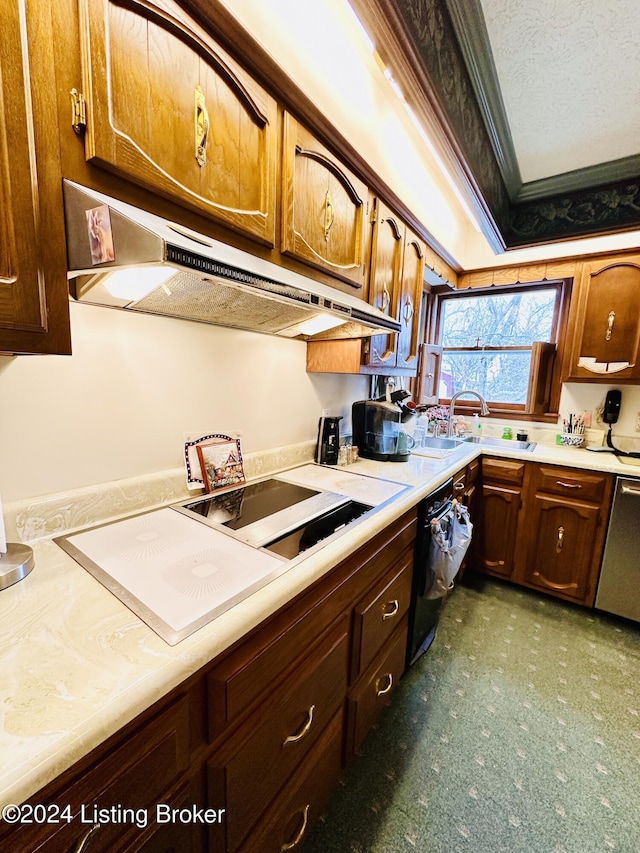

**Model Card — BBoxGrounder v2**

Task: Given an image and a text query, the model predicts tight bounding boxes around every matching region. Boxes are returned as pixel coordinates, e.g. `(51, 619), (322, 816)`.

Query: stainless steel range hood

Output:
(62, 181), (401, 341)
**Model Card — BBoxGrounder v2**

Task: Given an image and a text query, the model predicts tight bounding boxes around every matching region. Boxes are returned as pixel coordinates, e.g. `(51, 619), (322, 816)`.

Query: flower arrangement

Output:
(423, 405), (450, 424)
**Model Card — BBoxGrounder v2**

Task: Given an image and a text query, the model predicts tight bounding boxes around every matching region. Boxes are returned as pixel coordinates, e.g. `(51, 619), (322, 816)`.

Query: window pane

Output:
(441, 289), (556, 347)
(441, 350), (532, 404)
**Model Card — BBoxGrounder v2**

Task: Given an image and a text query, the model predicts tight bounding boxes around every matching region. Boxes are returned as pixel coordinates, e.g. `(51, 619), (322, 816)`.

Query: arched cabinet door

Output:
(77, 0), (277, 245)
(281, 113), (368, 287)
(568, 255), (640, 380)
(0, 0), (71, 354)
(396, 229), (425, 369)
(366, 200), (403, 368)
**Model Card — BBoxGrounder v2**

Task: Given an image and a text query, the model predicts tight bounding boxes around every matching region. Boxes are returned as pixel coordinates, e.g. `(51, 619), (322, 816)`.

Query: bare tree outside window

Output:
(440, 288), (557, 405)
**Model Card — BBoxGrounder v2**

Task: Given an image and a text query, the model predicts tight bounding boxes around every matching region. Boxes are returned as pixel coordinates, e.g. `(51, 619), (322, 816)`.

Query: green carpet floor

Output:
(302, 574), (640, 852)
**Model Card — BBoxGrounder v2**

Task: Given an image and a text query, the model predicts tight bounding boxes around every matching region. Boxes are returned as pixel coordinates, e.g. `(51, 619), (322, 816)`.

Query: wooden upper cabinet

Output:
(366, 200), (404, 367)
(365, 203), (424, 371)
(77, 0), (277, 245)
(281, 113), (368, 287)
(567, 255), (640, 380)
(396, 228), (425, 369)
(0, 0), (71, 355)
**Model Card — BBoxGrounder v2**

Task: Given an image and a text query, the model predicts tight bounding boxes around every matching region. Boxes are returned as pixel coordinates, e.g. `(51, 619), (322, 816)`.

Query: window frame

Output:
(429, 279), (572, 421)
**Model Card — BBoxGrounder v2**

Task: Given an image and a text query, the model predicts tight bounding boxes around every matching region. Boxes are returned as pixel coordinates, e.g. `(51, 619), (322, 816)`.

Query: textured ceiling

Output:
(478, 0), (640, 184)
(351, 0), (640, 249)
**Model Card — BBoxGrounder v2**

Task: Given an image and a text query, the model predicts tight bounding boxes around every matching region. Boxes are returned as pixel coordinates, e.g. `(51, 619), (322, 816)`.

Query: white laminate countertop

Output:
(1, 440), (638, 808)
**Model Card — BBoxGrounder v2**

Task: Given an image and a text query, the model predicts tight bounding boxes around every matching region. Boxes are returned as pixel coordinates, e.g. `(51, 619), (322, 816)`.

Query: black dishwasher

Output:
(406, 478), (454, 667)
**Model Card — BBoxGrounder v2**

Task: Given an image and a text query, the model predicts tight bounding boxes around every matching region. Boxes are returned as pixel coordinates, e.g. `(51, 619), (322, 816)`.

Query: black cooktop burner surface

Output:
(184, 479), (320, 530)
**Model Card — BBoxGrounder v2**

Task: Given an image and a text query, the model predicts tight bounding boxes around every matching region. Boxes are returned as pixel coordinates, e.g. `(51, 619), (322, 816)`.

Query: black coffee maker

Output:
(352, 399), (412, 461)
(315, 415), (342, 465)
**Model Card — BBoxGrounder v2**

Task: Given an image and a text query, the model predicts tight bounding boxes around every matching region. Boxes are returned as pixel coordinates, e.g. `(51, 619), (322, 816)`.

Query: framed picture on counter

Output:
(196, 438), (245, 493)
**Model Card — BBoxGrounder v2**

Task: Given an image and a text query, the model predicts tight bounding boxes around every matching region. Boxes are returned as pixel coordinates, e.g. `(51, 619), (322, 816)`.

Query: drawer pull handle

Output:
(556, 480), (582, 489)
(375, 672), (393, 696)
(382, 599), (399, 620)
(556, 525), (565, 553)
(283, 705), (315, 746)
(74, 824), (100, 853)
(280, 804), (310, 850)
(454, 481), (465, 491)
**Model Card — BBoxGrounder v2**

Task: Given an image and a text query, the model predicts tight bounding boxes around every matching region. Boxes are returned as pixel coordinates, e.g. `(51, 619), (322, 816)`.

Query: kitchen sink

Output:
(418, 436), (464, 450)
(463, 436), (537, 452)
(411, 436), (466, 457)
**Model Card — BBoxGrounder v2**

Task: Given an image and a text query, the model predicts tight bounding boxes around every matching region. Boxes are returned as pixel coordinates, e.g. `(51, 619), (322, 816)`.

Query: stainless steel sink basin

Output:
(418, 436), (464, 450)
(463, 436), (536, 452)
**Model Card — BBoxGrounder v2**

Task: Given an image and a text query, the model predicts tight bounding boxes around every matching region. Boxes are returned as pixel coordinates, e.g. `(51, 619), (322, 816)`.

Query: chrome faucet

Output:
(446, 390), (490, 437)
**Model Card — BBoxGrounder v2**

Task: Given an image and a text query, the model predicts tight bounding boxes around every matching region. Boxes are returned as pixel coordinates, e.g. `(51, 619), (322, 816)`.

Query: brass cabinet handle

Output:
(70, 88), (87, 135)
(382, 599), (399, 620)
(323, 190), (335, 242)
(454, 481), (465, 491)
(382, 283), (390, 312)
(606, 310), (615, 341)
(375, 672), (393, 696)
(280, 804), (310, 850)
(283, 705), (315, 746)
(556, 526), (565, 553)
(74, 824), (100, 853)
(403, 297), (414, 324)
(194, 85), (210, 167)
(556, 480), (582, 489)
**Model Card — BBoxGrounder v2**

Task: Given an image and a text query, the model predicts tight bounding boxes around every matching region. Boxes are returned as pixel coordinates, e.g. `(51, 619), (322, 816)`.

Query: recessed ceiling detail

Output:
(351, 0), (640, 249)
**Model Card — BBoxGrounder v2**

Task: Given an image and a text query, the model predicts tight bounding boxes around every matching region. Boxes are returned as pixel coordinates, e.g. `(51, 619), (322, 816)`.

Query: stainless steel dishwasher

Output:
(595, 476), (640, 622)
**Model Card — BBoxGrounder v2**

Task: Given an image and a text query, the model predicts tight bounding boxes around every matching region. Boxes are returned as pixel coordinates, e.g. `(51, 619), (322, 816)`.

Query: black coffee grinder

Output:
(315, 415), (342, 465)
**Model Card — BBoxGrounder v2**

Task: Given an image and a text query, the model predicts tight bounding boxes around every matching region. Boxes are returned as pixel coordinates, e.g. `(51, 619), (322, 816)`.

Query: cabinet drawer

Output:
(210, 622), (348, 851)
(351, 558), (412, 681)
(467, 458), (480, 486)
(6, 697), (190, 853)
(346, 617), (408, 759)
(238, 710), (343, 853)
(536, 466), (611, 503)
(482, 457), (526, 485)
(207, 510), (417, 734)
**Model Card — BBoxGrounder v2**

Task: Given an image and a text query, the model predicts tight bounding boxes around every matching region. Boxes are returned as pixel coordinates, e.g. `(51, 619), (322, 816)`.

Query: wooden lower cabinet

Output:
(1, 510), (416, 853)
(346, 618), (408, 759)
(520, 465), (613, 606)
(473, 458), (525, 580)
(471, 458), (613, 608)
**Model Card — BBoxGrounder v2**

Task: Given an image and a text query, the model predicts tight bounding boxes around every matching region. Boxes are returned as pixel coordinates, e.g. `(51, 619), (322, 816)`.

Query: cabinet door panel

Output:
(0, 0), (71, 354)
(396, 230), (424, 368)
(524, 495), (600, 603)
(569, 256), (640, 380)
(80, 0), (277, 245)
(366, 201), (403, 367)
(475, 484), (521, 578)
(281, 113), (367, 286)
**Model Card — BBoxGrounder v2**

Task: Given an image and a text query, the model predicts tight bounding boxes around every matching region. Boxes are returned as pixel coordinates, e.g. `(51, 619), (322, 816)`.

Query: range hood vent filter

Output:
(135, 271), (315, 333)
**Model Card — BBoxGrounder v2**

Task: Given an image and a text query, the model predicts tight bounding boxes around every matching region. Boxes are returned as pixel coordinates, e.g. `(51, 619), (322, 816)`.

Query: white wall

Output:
(0, 304), (369, 502)
(559, 383), (640, 436)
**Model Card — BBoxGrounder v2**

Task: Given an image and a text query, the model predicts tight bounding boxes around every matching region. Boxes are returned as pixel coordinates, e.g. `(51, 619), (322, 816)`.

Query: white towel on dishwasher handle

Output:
(423, 502), (473, 600)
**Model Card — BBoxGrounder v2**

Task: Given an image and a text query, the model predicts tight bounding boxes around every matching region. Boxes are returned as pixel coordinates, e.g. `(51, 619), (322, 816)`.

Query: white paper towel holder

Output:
(0, 543), (35, 590)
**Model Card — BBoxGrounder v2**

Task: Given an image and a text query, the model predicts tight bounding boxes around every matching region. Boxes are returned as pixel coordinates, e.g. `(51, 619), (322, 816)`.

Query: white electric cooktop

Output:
(57, 465), (409, 645)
